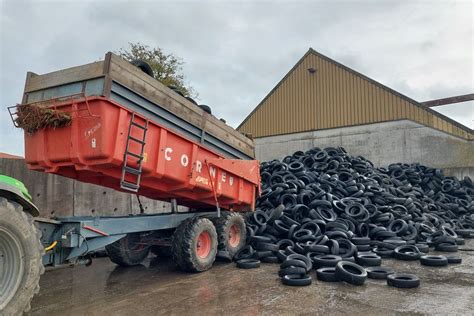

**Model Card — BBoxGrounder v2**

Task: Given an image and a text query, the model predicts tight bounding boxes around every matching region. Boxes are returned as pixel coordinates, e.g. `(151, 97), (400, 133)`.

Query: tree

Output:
(117, 42), (197, 98)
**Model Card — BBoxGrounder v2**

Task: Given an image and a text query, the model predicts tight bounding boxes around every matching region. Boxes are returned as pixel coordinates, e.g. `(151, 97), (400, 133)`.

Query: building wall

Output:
(0, 158), (187, 218)
(255, 120), (474, 179)
(238, 49), (472, 140)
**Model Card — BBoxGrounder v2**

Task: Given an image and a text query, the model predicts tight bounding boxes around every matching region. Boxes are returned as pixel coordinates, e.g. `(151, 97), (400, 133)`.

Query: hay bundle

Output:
(14, 103), (72, 133)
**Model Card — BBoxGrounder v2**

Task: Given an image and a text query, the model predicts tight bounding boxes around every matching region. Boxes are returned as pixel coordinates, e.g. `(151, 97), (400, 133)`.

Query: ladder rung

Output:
(126, 152), (143, 159)
(129, 136), (145, 144)
(121, 181), (139, 191)
(123, 166), (141, 175)
(131, 121), (148, 130)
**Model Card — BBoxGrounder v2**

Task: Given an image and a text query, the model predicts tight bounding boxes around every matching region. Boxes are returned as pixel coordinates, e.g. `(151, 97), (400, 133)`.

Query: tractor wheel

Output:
(171, 217), (217, 272)
(211, 212), (246, 258)
(105, 233), (150, 266)
(0, 197), (44, 315)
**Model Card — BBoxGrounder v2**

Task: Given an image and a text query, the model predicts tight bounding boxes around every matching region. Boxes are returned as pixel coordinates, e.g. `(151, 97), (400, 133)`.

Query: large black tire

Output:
(0, 197), (44, 315)
(105, 233), (150, 266)
(198, 104), (212, 114)
(172, 217), (217, 272)
(130, 60), (154, 77)
(211, 212), (246, 258)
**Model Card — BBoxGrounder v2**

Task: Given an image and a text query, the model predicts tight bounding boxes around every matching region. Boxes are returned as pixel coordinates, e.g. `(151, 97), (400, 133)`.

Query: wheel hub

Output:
(229, 224), (241, 248)
(0, 226), (25, 310)
(196, 231), (211, 259)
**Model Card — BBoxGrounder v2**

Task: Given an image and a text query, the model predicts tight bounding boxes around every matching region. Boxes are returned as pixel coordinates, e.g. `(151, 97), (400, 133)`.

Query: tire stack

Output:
(239, 147), (473, 286)
(279, 254), (312, 286)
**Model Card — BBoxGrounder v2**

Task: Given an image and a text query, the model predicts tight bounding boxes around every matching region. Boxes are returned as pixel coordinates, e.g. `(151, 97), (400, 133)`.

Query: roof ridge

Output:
(238, 48), (473, 135)
(307, 48), (473, 134)
(237, 48), (313, 130)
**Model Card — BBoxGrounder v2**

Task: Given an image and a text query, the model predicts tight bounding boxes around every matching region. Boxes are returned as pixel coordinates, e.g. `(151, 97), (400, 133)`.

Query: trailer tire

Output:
(105, 233), (150, 266)
(211, 212), (246, 258)
(151, 246), (172, 258)
(0, 197), (44, 315)
(172, 217), (217, 272)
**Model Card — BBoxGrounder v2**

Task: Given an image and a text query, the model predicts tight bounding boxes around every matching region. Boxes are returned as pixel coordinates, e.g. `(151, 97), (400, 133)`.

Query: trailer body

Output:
(10, 53), (260, 212)
(19, 96), (259, 211)
(20, 52), (255, 160)
(2, 54), (259, 314)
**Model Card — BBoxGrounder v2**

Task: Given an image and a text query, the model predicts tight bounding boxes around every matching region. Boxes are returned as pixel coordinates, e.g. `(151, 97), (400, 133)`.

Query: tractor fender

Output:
(0, 175), (39, 216)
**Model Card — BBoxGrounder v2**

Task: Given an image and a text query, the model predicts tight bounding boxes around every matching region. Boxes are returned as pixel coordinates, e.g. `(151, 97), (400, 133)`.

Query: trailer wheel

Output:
(211, 212), (246, 258)
(0, 197), (44, 315)
(151, 246), (172, 258)
(105, 233), (150, 266)
(172, 217), (217, 272)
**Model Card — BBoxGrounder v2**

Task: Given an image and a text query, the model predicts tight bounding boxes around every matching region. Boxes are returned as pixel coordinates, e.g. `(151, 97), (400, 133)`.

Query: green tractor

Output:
(0, 175), (44, 314)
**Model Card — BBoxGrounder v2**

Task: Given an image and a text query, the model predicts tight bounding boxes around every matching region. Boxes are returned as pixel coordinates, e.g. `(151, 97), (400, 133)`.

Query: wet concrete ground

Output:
(29, 240), (474, 316)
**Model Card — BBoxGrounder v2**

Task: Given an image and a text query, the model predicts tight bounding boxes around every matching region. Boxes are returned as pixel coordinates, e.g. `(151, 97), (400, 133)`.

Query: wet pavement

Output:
(29, 240), (474, 316)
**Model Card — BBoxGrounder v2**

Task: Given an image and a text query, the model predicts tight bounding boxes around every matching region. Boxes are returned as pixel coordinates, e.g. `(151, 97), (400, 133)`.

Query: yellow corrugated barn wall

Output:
(238, 49), (473, 141)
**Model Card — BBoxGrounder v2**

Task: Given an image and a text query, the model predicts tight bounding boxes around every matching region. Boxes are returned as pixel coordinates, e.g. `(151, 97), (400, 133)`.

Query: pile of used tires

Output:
(234, 147), (473, 288)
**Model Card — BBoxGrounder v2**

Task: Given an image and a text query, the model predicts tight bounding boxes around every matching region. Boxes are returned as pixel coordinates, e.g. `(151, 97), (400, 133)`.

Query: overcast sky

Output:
(1, 0), (473, 156)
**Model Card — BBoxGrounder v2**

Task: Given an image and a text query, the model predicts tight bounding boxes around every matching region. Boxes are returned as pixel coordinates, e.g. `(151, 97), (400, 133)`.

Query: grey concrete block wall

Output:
(0, 158), (185, 218)
(255, 120), (474, 179)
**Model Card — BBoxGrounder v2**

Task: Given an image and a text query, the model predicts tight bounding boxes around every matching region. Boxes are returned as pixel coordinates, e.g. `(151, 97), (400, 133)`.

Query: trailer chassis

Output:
(37, 211), (215, 266)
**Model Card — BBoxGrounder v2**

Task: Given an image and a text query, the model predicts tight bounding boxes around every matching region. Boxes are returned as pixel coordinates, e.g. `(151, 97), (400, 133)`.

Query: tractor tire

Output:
(172, 216), (217, 272)
(211, 211), (246, 258)
(105, 233), (150, 266)
(0, 197), (44, 315)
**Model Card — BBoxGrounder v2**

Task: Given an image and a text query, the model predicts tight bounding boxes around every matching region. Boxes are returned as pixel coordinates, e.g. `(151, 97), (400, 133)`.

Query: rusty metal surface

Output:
(421, 93), (474, 107)
(238, 49), (473, 140)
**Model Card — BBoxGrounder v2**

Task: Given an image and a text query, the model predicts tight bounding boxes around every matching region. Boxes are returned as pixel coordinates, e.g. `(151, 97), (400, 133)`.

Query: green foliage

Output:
(118, 42), (197, 98)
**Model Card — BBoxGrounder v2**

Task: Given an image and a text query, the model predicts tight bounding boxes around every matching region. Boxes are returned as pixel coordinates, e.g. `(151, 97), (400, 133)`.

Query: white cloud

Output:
(1, 0), (472, 156)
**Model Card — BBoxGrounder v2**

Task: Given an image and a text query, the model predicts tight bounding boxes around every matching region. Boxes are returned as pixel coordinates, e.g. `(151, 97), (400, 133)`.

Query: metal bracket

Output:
(171, 199), (178, 214)
(205, 160), (221, 218)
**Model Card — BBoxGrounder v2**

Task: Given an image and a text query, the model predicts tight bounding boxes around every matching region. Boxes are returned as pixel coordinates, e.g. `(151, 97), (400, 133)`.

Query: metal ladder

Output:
(120, 113), (148, 192)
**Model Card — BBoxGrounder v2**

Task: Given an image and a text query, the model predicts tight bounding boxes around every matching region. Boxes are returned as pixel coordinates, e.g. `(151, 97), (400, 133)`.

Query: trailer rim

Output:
(196, 231), (212, 259)
(0, 226), (25, 309)
(229, 224), (241, 248)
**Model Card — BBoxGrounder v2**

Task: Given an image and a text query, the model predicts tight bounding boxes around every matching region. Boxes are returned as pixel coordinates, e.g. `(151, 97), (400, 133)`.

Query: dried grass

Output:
(14, 103), (72, 133)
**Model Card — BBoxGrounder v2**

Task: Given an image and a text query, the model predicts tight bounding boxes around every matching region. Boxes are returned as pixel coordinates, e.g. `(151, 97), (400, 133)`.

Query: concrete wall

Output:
(255, 120), (474, 179)
(0, 158), (187, 218)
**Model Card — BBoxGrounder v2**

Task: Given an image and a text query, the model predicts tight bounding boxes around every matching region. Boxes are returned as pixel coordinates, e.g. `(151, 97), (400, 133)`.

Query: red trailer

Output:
(22, 95), (260, 212)
(1, 55), (260, 314)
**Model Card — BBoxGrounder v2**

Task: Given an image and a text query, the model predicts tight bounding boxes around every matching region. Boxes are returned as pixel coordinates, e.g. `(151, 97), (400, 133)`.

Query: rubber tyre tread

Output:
(420, 255), (448, 267)
(171, 216), (218, 272)
(316, 267), (340, 282)
(446, 256), (462, 264)
(386, 273), (420, 288)
(151, 246), (172, 257)
(236, 259), (260, 269)
(335, 261), (367, 286)
(130, 60), (154, 77)
(366, 266), (395, 279)
(211, 211), (246, 257)
(0, 197), (44, 315)
(106, 233), (150, 266)
(281, 274), (312, 286)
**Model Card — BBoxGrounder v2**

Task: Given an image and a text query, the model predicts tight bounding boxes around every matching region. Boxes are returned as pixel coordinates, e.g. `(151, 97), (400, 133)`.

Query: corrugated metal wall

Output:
(238, 49), (473, 140)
